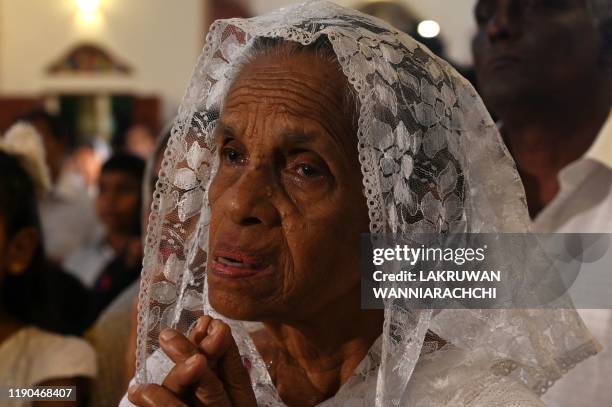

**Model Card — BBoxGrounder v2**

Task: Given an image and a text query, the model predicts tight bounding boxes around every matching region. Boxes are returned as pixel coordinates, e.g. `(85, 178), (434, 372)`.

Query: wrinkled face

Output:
(472, 0), (602, 110)
(96, 171), (141, 235)
(207, 50), (369, 322)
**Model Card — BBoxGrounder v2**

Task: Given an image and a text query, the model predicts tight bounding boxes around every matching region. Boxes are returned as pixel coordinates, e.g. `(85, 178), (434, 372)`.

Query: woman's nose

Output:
(225, 168), (281, 228)
(486, 0), (522, 42)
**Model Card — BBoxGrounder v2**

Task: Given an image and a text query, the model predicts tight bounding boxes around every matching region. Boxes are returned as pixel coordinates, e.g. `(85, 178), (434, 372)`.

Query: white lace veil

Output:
(135, 2), (599, 405)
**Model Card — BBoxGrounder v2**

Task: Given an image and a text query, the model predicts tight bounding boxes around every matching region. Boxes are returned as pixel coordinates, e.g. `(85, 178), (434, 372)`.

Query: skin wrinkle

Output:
(213, 98), (343, 301)
(230, 38), (360, 141)
(216, 104), (349, 168)
(210, 54), (362, 314)
(224, 77), (348, 153)
(228, 76), (344, 113)
(217, 114), (343, 220)
(205, 48), (382, 404)
(226, 97), (345, 156)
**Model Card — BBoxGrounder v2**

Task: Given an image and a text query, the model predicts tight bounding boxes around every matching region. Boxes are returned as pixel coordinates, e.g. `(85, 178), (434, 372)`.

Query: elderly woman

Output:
(124, 2), (598, 406)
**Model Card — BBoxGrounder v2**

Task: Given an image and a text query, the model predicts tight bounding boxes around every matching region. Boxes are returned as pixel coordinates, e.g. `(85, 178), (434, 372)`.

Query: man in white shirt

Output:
(472, 0), (612, 405)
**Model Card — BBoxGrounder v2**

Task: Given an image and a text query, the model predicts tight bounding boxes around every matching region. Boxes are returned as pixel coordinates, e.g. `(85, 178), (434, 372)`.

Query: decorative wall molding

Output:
(47, 43), (132, 75)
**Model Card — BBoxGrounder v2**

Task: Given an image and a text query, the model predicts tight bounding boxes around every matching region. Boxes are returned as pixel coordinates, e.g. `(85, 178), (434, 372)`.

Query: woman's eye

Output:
(221, 147), (244, 164)
(296, 163), (323, 178)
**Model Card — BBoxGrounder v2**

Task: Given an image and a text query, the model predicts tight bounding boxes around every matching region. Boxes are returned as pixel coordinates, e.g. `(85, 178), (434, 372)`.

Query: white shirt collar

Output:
(585, 109), (612, 170)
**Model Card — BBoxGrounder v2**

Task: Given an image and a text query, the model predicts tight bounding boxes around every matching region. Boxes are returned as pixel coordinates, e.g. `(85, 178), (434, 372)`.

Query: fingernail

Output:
(160, 329), (178, 341)
(186, 354), (200, 367)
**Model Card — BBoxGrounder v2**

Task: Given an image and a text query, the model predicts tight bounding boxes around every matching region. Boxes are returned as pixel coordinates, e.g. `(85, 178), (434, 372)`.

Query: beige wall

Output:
(250, 0), (478, 66)
(0, 0), (204, 122)
(0, 0), (478, 123)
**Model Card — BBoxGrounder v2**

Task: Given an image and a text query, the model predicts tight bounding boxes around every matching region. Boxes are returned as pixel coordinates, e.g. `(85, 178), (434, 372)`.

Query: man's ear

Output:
(6, 227), (40, 276)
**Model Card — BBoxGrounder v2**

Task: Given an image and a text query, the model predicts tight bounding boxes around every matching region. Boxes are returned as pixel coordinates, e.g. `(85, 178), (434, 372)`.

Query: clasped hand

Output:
(128, 316), (257, 406)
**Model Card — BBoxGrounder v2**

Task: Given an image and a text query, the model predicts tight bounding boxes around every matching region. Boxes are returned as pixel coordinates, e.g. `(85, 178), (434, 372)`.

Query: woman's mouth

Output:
(211, 249), (271, 278)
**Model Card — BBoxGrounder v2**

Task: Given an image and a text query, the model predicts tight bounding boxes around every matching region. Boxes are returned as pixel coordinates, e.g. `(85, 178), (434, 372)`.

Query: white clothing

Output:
(540, 110), (612, 407)
(40, 165), (102, 263)
(63, 240), (115, 288)
(122, 341), (545, 407)
(87, 281), (139, 407)
(0, 326), (97, 407)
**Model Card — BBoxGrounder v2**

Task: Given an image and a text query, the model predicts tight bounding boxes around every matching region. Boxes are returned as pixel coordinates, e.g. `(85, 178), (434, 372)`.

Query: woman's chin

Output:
(209, 291), (266, 321)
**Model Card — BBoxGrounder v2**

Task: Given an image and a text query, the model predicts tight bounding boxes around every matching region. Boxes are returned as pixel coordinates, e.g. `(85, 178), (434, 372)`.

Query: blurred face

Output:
(73, 146), (102, 187)
(126, 125), (156, 159)
(207, 50), (369, 322)
(97, 171), (141, 235)
(472, 0), (602, 110)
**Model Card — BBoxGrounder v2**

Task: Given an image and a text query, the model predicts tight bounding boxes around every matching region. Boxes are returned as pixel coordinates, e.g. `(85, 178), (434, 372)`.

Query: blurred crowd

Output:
(0, 110), (170, 405)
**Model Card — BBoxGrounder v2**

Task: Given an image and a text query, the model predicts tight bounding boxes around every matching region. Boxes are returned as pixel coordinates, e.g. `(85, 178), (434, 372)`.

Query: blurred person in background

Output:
(71, 140), (109, 197)
(472, 0), (612, 405)
(19, 109), (102, 265)
(0, 124), (96, 406)
(72, 144), (101, 195)
(64, 153), (145, 319)
(124, 123), (157, 160)
(86, 126), (171, 407)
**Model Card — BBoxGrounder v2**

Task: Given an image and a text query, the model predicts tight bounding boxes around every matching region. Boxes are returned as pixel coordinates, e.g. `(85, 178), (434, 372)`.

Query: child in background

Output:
(86, 126), (171, 407)
(64, 153), (145, 319)
(0, 124), (96, 406)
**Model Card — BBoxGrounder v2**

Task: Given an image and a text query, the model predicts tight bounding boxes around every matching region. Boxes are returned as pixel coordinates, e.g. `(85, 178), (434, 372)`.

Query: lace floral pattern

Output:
(135, 2), (599, 406)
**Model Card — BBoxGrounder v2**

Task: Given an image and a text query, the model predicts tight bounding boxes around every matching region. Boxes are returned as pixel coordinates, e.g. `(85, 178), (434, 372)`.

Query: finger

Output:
(128, 383), (187, 407)
(159, 329), (200, 364)
(198, 319), (233, 364)
(197, 320), (257, 406)
(188, 315), (213, 345)
(161, 353), (207, 397)
(192, 362), (233, 407)
(217, 330), (258, 406)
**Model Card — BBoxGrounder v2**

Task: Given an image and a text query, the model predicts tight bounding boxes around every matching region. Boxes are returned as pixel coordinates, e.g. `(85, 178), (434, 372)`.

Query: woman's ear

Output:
(6, 227), (39, 275)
